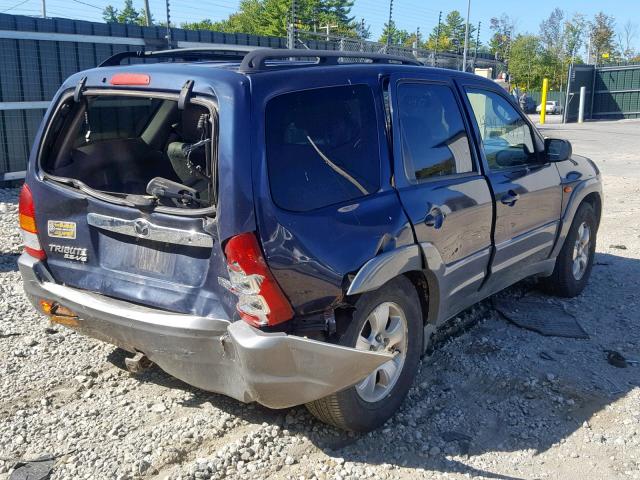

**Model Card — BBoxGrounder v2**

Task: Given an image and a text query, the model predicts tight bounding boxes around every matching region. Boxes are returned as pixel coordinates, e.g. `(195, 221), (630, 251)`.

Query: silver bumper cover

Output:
(19, 254), (392, 409)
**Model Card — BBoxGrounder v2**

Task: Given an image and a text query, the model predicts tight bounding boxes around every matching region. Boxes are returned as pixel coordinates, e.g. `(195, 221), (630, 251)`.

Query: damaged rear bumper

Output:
(19, 254), (392, 409)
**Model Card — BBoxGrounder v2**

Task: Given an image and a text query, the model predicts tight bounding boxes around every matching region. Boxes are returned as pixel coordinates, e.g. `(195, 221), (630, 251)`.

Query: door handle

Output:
(501, 190), (520, 207)
(425, 207), (445, 229)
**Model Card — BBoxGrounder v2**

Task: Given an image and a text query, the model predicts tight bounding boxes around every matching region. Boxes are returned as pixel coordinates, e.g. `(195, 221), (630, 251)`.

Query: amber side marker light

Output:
(39, 299), (53, 314)
(110, 73), (150, 86)
(563, 186), (573, 193)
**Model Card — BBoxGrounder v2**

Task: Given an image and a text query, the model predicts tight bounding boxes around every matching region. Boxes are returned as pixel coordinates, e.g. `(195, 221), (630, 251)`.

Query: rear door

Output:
(252, 78), (413, 316)
(388, 74), (493, 323)
(32, 88), (235, 319)
(459, 82), (562, 289)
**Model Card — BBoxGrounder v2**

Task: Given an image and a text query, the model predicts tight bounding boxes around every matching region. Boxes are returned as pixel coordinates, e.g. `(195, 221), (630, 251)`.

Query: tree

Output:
(182, 0), (358, 37)
(426, 10), (477, 52)
(618, 21), (638, 60)
(508, 34), (545, 90)
(102, 0), (147, 25)
(354, 18), (371, 40)
(182, 0), (264, 34)
(539, 8), (564, 56)
(102, 5), (118, 23)
(489, 14), (516, 66)
(564, 13), (586, 63)
(589, 12), (617, 64)
(378, 20), (410, 46)
(538, 9), (567, 90)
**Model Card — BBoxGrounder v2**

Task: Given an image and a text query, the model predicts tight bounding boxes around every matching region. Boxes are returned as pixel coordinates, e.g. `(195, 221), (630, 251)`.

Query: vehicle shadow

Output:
(123, 251), (639, 479)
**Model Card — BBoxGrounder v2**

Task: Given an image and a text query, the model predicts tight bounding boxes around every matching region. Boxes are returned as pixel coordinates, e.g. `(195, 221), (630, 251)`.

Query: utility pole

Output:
(165, 0), (171, 47)
(288, 0), (297, 49)
(41, 0), (46, 18)
(473, 21), (480, 70)
(462, 0), (471, 72)
(386, 0), (394, 49)
(143, 0), (151, 26)
(434, 11), (442, 67)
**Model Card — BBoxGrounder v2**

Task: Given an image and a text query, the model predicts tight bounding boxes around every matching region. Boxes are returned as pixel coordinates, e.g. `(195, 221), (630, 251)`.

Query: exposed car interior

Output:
(42, 95), (214, 209)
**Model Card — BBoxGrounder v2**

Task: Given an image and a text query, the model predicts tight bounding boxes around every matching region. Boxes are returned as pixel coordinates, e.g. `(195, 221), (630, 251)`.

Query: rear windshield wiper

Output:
(145, 177), (203, 207)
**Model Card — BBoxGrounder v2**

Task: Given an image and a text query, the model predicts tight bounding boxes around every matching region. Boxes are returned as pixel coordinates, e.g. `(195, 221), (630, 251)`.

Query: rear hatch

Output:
(30, 82), (236, 318)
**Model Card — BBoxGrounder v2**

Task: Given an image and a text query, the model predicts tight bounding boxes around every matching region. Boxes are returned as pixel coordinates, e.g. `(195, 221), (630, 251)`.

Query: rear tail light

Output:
(219, 232), (293, 328)
(19, 184), (46, 260)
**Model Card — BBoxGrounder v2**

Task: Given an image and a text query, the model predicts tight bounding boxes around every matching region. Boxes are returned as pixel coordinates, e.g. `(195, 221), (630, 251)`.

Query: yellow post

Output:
(540, 78), (549, 125)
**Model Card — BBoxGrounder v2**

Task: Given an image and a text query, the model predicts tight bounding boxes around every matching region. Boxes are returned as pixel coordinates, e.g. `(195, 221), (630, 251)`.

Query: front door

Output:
(460, 84), (562, 289)
(389, 76), (493, 324)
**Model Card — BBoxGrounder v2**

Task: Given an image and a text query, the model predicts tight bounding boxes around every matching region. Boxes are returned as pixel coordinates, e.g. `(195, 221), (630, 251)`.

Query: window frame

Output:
(37, 88), (219, 217)
(389, 77), (481, 188)
(263, 83), (384, 213)
(461, 85), (547, 173)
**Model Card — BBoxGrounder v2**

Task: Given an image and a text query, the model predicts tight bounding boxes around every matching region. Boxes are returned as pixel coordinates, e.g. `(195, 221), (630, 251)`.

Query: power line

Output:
(1, 0), (31, 13)
(70, 0), (102, 10)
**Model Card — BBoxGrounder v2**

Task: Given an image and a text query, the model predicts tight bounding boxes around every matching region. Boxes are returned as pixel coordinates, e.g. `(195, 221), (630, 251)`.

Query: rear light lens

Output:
(110, 73), (150, 86)
(19, 184), (46, 260)
(219, 232), (293, 328)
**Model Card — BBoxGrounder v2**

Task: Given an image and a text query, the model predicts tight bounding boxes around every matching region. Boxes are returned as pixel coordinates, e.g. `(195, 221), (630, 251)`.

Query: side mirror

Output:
(545, 138), (572, 162)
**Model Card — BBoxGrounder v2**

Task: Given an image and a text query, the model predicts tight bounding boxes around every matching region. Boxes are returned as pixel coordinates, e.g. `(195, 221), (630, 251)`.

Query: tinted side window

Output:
(265, 85), (380, 212)
(397, 83), (474, 182)
(465, 88), (537, 170)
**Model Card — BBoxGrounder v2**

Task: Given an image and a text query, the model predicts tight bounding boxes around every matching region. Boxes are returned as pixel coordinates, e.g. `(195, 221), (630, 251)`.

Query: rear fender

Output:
(345, 243), (442, 328)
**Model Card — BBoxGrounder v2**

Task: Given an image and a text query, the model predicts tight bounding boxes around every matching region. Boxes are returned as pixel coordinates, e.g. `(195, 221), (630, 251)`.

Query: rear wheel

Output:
(306, 276), (422, 432)
(540, 203), (597, 297)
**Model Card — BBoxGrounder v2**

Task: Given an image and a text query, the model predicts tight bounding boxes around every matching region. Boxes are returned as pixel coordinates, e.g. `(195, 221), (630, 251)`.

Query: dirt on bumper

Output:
(19, 254), (392, 409)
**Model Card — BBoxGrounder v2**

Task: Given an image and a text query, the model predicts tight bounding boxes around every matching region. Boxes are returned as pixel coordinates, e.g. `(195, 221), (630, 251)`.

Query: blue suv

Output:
(18, 48), (602, 431)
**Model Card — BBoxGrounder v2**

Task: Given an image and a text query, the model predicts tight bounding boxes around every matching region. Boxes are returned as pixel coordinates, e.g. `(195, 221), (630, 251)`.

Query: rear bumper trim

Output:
(19, 253), (392, 408)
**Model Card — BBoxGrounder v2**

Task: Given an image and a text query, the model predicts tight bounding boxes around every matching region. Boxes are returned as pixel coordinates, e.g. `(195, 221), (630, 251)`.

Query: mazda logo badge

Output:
(134, 219), (150, 237)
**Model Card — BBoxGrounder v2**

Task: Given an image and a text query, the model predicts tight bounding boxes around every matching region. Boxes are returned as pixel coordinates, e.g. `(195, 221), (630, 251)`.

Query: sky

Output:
(1, 0), (639, 51)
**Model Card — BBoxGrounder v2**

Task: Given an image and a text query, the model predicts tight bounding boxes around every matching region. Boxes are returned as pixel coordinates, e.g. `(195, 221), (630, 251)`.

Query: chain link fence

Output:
(294, 30), (500, 72)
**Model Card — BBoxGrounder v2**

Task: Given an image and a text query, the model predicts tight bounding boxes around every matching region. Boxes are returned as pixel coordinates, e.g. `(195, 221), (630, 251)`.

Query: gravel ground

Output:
(1, 119), (639, 479)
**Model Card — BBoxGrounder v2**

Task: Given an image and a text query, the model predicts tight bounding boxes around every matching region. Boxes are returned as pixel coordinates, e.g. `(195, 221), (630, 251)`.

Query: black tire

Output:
(540, 202), (597, 297)
(306, 276), (423, 432)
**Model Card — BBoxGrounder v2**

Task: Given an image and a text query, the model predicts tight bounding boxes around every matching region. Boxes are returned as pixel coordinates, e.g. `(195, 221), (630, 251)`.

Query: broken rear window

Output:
(42, 94), (215, 210)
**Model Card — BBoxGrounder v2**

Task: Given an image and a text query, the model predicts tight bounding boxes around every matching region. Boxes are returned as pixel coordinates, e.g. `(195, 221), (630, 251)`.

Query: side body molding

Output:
(346, 244), (423, 296)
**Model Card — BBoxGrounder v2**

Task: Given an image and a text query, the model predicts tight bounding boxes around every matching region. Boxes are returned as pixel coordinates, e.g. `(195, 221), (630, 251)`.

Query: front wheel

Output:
(306, 276), (423, 432)
(540, 203), (597, 297)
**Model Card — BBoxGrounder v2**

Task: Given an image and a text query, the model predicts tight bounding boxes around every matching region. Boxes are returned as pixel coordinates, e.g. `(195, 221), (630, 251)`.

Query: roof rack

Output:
(98, 46), (260, 67)
(98, 47), (423, 71)
(238, 49), (422, 73)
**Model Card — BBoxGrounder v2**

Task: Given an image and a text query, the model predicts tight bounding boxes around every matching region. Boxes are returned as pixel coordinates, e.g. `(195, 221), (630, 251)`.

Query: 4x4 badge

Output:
(48, 244), (88, 263)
